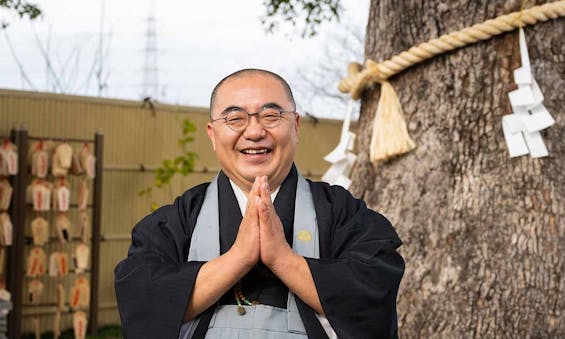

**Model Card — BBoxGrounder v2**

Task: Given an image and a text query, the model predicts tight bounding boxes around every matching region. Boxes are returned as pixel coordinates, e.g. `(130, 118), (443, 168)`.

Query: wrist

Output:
(227, 246), (256, 271)
(269, 247), (297, 275)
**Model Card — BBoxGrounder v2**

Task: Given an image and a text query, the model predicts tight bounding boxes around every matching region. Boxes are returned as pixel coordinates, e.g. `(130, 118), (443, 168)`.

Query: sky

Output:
(0, 0), (368, 119)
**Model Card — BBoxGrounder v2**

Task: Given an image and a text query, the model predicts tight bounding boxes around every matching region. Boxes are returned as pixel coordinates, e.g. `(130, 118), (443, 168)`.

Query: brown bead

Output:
(237, 306), (246, 316)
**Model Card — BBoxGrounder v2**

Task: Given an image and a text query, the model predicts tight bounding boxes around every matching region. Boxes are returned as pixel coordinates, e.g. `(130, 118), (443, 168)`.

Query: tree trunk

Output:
(350, 0), (564, 337)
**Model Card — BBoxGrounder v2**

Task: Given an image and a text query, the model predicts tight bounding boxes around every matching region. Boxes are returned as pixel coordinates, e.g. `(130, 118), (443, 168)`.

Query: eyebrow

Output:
(220, 102), (285, 115)
(221, 106), (243, 116)
(262, 102), (283, 110)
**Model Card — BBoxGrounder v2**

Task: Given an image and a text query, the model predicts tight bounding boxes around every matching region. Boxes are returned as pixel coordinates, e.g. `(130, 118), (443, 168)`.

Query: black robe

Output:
(114, 166), (404, 339)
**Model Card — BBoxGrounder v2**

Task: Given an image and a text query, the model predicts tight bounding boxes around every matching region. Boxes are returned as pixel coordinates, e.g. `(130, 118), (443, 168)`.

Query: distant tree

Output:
(261, 0), (341, 37)
(293, 23), (364, 119)
(0, 0), (41, 29)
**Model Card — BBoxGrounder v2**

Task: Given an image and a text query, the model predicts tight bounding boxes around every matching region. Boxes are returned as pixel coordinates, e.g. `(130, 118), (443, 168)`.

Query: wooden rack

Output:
(5, 128), (104, 338)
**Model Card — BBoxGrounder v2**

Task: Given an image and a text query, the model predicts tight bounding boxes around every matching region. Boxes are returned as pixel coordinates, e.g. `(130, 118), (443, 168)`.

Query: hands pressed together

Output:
(232, 176), (294, 273)
(185, 176), (323, 321)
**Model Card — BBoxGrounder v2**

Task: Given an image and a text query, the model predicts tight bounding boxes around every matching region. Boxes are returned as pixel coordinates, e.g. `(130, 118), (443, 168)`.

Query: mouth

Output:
(240, 148), (272, 155)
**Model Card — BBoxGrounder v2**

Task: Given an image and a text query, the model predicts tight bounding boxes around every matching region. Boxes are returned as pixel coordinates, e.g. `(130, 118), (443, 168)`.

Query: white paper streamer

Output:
(503, 28), (555, 158)
(322, 100), (357, 189)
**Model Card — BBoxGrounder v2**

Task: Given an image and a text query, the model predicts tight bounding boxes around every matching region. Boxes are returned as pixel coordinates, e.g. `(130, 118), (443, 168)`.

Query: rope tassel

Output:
(370, 81), (416, 163)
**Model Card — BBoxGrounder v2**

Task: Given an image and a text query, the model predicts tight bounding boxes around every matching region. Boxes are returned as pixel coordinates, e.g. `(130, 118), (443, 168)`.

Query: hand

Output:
(229, 177), (261, 269)
(256, 176), (293, 271)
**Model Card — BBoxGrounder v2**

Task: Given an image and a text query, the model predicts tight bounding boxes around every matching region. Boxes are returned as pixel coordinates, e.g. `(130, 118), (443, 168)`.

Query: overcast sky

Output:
(0, 0), (368, 119)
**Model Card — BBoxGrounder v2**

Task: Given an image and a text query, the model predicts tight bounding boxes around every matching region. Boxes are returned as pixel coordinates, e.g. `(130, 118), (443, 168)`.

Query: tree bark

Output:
(350, 0), (564, 337)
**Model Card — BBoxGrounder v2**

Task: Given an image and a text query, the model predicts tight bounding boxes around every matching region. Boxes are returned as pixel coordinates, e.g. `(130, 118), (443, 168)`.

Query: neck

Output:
(227, 175), (286, 198)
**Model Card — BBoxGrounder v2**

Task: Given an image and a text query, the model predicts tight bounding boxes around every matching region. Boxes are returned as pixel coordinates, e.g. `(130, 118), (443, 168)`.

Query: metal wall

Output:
(0, 89), (343, 333)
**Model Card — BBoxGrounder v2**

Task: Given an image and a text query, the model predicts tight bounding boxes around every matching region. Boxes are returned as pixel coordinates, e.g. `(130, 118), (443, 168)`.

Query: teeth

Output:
(242, 149), (269, 154)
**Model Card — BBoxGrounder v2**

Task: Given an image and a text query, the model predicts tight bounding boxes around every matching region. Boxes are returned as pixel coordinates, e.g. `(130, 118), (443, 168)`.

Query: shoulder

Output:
(134, 182), (210, 237)
(174, 182), (210, 225)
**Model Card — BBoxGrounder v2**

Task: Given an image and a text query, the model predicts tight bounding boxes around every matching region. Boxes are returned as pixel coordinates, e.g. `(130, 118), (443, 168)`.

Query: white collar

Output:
(229, 179), (280, 216)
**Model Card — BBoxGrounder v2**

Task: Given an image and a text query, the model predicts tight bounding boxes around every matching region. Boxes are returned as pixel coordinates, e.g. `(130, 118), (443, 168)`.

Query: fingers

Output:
(257, 195), (269, 226)
(257, 176), (273, 206)
(245, 176), (276, 225)
(244, 177), (261, 219)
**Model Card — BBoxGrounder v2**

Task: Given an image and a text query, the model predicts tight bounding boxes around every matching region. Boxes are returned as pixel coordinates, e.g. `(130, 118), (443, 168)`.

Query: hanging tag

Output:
(56, 283), (65, 310)
(52, 159), (67, 177)
(0, 179), (13, 211)
(78, 180), (89, 211)
(0, 144), (18, 176)
(0, 213), (13, 246)
(56, 143), (73, 168)
(26, 247), (47, 277)
(31, 181), (51, 211)
(73, 311), (88, 339)
(74, 244), (89, 273)
(49, 252), (69, 277)
(28, 279), (44, 304)
(54, 184), (71, 212)
(57, 252), (69, 276)
(71, 151), (85, 175)
(32, 150), (49, 178)
(69, 275), (90, 309)
(49, 253), (58, 277)
(80, 145), (96, 179)
(31, 217), (49, 246)
(52, 143), (73, 177)
(84, 154), (96, 179)
(78, 211), (90, 243)
(55, 213), (71, 244)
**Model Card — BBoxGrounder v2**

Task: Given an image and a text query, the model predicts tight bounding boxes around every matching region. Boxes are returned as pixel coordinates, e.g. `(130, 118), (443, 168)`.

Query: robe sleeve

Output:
(114, 188), (207, 339)
(306, 185), (404, 339)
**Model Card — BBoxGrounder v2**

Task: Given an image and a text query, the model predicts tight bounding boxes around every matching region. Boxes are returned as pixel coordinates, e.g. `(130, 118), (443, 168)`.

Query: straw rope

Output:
(339, 1), (565, 99)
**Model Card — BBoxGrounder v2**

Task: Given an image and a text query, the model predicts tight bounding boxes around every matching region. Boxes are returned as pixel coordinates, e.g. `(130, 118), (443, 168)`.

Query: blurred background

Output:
(1, 0), (367, 119)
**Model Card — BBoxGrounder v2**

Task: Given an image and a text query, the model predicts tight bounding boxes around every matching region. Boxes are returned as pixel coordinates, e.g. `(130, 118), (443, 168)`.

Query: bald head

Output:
(209, 69), (296, 116)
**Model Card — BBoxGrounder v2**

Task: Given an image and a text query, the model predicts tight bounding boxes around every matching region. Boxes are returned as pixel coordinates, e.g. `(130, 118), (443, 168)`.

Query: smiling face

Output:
(207, 73), (300, 195)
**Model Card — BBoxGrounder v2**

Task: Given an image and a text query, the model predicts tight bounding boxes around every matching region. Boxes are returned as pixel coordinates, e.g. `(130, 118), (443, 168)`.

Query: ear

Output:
(293, 113), (300, 143)
(206, 122), (217, 151)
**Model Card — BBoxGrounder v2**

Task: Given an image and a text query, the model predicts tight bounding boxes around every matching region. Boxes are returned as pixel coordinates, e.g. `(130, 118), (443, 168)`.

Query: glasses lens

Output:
(259, 108), (281, 128)
(226, 110), (248, 130)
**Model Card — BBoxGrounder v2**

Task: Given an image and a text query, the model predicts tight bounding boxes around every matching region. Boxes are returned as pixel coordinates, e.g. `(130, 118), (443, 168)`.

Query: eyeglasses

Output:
(211, 106), (296, 132)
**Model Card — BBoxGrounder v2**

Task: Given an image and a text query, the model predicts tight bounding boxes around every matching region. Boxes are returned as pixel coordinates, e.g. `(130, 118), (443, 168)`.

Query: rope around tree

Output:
(339, 1), (565, 99)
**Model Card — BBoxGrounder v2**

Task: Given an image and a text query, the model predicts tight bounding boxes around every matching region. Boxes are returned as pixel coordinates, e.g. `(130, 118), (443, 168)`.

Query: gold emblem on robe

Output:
(297, 230), (312, 242)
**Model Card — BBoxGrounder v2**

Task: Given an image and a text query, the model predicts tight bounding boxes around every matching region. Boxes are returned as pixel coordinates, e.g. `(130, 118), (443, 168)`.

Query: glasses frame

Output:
(211, 107), (296, 132)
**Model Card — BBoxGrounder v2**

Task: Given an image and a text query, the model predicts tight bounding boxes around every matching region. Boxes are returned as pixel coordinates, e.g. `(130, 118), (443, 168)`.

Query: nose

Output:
(242, 114), (266, 140)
